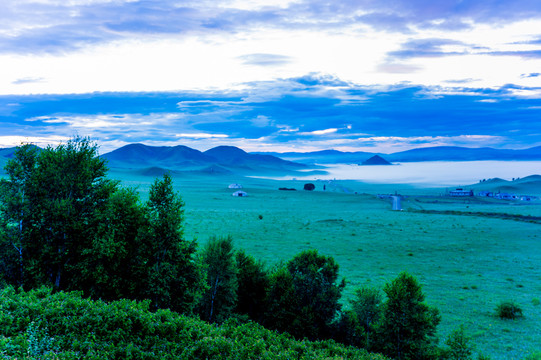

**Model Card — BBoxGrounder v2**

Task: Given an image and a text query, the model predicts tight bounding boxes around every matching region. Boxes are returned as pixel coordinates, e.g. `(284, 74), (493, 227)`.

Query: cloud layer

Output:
(1, 0), (540, 152)
(2, 76), (540, 152)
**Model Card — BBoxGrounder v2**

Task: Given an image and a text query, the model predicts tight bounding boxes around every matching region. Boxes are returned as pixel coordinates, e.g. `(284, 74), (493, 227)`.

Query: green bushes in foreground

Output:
(0, 286), (387, 360)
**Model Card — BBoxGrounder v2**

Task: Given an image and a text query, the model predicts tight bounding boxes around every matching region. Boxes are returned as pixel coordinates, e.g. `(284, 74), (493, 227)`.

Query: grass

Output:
(112, 170), (541, 360)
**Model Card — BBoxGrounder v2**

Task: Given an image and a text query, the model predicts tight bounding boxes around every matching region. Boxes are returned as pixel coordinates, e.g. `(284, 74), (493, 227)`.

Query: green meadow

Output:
(110, 169), (541, 360)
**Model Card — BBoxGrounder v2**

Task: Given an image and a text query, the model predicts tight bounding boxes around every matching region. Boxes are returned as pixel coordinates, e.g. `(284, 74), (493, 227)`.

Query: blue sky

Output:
(1, 0), (541, 153)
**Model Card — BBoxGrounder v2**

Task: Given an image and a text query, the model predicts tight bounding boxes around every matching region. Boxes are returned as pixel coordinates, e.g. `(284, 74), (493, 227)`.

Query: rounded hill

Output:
(361, 155), (392, 165)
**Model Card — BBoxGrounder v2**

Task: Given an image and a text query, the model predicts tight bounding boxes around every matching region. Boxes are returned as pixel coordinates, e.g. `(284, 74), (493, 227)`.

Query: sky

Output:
(1, 0), (541, 154)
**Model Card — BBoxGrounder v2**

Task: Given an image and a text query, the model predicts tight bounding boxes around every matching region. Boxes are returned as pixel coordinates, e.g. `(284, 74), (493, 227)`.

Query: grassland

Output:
(112, 170), (541, 359)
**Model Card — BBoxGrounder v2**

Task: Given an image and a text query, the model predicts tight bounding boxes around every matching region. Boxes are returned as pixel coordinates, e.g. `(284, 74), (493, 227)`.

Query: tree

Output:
(135, 173), (205, 313)
(0, 144), (39, 287)
(262, 264), (297, 332)
(335, 286), (383, 349)
(377, 272), (441, 360)
(80, 186), (145, 300)
(235, 250), (269, 321)
(0, 138), (117, 291)
(442, 326), (474, 360)
(264, 250), (345, 340)
(351, 286), (383, 350)
(28, 137), (117, 290)
(197, 235), (238, 323)
(0, 140), (205, 313)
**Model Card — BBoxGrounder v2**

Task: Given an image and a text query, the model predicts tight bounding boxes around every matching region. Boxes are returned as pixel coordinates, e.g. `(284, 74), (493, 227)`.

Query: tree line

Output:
(0, 138), (478, 360)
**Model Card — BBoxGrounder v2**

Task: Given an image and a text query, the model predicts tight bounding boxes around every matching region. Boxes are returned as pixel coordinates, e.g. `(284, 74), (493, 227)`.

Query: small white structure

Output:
(494, 193), (517, 200)
(228, 183), (243, 189)
(232, 191), (248, 197)
(391, 196), (402, 211)
(449, 188), (473, 197)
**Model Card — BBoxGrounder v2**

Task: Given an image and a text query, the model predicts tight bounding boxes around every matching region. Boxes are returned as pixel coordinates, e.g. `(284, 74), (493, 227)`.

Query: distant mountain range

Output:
(100, 143), (311, 176)
(1, 144), (541, 177)
(255, 146), (541, 164)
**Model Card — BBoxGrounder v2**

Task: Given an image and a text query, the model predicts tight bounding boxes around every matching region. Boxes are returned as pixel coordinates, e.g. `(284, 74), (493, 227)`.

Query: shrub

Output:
(495, 301), (523, 320)
(0, 286), (386, 360)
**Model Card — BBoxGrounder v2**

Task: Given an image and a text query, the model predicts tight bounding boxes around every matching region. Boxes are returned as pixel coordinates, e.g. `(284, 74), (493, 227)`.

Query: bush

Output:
(495, 301), (523, 320)
(0, 286), (386, 360)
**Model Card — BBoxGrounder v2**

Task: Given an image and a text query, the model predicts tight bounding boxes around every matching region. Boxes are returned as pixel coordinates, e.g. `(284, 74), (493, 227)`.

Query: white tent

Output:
(232, 191), (248, 197)
(228, 183), (243, 189)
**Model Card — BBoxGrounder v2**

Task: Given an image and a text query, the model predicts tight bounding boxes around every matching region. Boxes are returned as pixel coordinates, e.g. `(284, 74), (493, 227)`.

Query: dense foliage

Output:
(0, 286), (387, 360)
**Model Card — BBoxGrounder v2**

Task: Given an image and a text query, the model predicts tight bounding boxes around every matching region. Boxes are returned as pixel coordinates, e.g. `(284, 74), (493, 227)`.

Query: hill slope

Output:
(469, 176), (541, 196)
(361, 155), (392, 165)
(204, 145), (306, 170)
(102, 143), (216, 169)
(102, 144), (307, 176)
(256, 146), (541, 164)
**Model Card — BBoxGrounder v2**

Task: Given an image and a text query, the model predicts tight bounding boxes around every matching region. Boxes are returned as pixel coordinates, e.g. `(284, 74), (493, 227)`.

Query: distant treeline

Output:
(0, 138), (487, 359)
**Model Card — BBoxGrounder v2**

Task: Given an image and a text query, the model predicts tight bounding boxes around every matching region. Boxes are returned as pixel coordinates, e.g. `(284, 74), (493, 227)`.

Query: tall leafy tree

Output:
(0, 139), (117, 290)
(26, 137), (117, 290)
(197, 235), (238, 323)
(135, 173), (205, 313)
(377, 272), (441, 360)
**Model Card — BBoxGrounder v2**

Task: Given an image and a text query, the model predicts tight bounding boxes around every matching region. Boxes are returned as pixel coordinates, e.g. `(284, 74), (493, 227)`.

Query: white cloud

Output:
(27, 113), (179, 128)
(0, 135), (70, 148)
(175, 133), (228, 139)
(301, 128), (338, 136)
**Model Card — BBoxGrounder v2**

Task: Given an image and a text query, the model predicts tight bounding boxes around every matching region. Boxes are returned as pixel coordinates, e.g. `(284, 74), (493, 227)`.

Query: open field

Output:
(110, 169), (541, 360)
